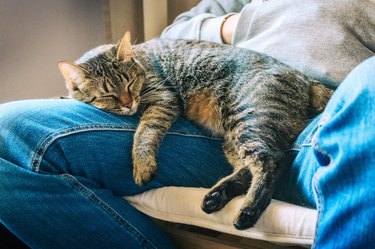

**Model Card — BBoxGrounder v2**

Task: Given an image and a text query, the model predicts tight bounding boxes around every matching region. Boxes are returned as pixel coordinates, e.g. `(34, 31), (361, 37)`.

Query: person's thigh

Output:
(0, 98), (233, 248)
(0, 99), (232, 195)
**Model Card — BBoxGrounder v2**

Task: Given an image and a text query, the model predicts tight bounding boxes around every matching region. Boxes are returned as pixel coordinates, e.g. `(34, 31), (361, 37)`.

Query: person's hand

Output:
(221, 13), (240, 44)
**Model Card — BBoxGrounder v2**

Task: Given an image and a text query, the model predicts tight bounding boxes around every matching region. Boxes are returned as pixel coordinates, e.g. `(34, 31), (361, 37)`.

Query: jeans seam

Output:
(312, 167), (325, 249)
(288, 143), (312, 151)
(288, 116), (322, 152)
(62, 174), (158, 249)
(31, 124), (221, 172)
(311, 122), (332, 248)
(31, 124), (137, 172)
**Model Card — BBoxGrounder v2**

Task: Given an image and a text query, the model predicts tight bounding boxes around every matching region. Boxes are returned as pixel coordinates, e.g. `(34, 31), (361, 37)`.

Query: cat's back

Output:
(139, 38), (265, 65)
(136, 38), (290, 89)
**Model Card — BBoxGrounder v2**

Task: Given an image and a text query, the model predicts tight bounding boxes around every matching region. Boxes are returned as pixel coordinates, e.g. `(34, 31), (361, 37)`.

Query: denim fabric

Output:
(273, 114), (322, 208)
(311, 56), (375, 248)
(1, 56), (374, 248)
(278, 56), (375, 248)
(0, 100), (232, 249)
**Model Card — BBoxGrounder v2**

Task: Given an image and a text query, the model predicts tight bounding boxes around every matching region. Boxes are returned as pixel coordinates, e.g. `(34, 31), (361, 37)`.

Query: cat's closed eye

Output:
(91, 97), (119, 111)
(99, 94), (123, 108)
(127, 78), (136, 94)
(102, 94), (120, 101)
(86, 96), (97, 104)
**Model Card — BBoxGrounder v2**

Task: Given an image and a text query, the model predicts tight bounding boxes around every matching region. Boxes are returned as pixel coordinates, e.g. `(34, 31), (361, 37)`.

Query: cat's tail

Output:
(310, 80), (335, 114)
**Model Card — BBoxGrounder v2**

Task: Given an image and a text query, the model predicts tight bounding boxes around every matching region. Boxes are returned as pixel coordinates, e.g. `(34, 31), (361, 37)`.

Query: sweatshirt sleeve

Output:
(161, 0), (251, 43)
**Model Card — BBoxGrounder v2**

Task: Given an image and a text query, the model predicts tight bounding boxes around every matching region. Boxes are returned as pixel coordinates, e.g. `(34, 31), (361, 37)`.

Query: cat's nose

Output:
(119, 95), (132, 109)
(123, 102), (132, 109)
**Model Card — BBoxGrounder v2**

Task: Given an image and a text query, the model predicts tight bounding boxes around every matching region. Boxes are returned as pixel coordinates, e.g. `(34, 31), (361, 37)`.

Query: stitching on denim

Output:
(31, 124), (222, 172)
(166, 131), (222, 140)
(288, 143), (313, 152)
(62, 174), (158, 249)
(311, 134), (333, 247)
(289, 117), (322, 152)
(311, 167), (325, 249)
(31, 124), (137, 172)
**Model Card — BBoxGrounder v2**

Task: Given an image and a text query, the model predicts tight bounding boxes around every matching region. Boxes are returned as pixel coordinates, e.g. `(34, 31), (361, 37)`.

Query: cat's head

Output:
(58, 31), (145, 115)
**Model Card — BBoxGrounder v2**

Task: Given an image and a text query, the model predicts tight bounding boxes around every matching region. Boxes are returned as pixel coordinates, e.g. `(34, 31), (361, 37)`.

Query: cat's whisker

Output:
(141, 85), (175, 98)
(141, 77), (174, 96)
(143, 80), (174, 91)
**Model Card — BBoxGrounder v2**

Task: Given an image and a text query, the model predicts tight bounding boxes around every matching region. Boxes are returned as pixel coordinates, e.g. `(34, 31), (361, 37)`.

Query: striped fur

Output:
(59, 33), (334, 230)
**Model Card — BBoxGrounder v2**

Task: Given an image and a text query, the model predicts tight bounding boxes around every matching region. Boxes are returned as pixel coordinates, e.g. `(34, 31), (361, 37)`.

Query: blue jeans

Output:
(0, 56), (374, 249)
(277, 56), (375, 248)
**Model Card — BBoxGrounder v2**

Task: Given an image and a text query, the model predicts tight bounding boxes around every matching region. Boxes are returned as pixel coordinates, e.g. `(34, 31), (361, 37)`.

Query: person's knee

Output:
(0, 101), (41, 167)
(0, 101), (28, 128)
(0, 101), (37, 143)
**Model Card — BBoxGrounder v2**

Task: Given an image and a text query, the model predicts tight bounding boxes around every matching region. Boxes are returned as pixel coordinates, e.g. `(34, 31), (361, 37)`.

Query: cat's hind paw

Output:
(233, 207), (261, 230)
(201, 186), (229, 214)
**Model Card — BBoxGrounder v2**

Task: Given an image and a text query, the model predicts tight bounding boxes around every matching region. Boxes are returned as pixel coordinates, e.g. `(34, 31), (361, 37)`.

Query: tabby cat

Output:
(58, 32), (333, 229)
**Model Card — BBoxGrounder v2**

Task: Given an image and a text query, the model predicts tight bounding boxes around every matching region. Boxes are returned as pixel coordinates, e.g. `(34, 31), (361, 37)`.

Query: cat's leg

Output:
(309, 81), (334, 115)
(225, 123), (284, 229)
(132, 103), (179, 185)
(233, 156), (281, 229)
(201, 166), (252, 213)
(202, 132), (255, 213)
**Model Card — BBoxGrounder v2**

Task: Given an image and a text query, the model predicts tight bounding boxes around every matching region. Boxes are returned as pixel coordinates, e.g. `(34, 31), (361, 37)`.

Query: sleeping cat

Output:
(58, 32), (333, 230)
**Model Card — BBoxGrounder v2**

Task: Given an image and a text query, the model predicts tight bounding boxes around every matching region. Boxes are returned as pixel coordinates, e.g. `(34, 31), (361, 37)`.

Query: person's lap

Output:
(0, 96), (321, 249)
(0, 99), (233, 193)
(0, 96), (319, 248)
(0, 98), (233, 248)
(0, 98), (321, 201)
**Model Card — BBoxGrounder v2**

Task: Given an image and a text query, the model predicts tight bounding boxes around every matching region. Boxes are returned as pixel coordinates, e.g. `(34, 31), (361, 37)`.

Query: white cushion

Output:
(125, 186), (317, 247)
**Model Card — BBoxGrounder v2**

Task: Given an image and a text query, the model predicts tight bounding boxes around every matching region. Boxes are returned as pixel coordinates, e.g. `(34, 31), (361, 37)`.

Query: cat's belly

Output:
(184, 91), (225, 136)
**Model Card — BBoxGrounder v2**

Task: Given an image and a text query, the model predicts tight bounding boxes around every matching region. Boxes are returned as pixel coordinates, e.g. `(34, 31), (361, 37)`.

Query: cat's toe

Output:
(133, 160), (157, 186)
(133, 171), (154, 185)
(233, 207), (260, 230)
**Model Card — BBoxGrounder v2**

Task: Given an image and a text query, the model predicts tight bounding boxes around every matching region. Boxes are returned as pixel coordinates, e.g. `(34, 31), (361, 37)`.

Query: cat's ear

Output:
(58, 61), (85, 91)
(117, 31), (133, 62)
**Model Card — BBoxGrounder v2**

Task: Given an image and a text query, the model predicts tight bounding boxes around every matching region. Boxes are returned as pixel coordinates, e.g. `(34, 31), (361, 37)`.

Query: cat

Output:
(58, 31), (333, 230)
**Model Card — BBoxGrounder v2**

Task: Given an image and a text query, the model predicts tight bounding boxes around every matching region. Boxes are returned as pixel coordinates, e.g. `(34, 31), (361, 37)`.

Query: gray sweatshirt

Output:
(161, 0), (375, 88)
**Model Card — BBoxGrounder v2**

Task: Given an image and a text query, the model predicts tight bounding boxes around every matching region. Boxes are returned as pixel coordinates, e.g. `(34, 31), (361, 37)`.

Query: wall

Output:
(104, 0), (144, 44)
(0, 0), (104, 103)
(167, 0), (200, 24)
(0, 0), (200, 103)
(105, 0), (200, 43)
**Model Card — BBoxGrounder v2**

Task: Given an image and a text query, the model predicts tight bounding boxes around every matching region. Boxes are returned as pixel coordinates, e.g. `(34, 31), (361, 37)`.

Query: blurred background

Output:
(0, 0), (199, 103)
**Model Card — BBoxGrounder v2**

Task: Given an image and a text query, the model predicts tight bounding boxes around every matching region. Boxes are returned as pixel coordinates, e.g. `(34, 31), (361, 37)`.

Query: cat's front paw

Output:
(133, 156), (158, 185)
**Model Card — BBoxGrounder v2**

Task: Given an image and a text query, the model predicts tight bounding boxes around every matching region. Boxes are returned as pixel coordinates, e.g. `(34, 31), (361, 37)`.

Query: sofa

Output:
(125, 187), (316, 249)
